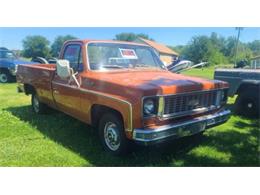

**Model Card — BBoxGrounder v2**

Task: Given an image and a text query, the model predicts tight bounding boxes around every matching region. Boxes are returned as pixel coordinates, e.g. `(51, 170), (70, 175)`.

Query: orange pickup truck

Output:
(17, 39), (231, 155)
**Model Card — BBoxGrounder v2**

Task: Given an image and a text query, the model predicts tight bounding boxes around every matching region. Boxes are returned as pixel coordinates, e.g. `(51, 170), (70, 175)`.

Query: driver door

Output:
(52, 43), (84, 118)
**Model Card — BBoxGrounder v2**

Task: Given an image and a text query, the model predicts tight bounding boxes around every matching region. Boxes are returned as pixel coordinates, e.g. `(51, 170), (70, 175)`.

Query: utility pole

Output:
(234, 27), (243, 67)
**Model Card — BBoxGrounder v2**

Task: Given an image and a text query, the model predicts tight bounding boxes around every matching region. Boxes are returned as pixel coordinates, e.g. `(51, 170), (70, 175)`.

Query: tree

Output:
(183, 35), (228, 65)
(168, 45), (185, 54)
(115, 33), (154, 42)
(222, 36), (253, 63)
(51, 35), (77, 57)
(169, 31), (258, 66)
(222, 36), (237, 57)
(247, 40), (260, 56)
(210, 32), (226, 51)
(22, 36), (50, 58)
(137, 33), (154, 41)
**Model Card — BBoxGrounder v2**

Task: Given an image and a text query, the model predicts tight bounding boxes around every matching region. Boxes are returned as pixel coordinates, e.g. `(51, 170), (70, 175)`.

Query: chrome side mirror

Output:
(56, 60), (71, 79)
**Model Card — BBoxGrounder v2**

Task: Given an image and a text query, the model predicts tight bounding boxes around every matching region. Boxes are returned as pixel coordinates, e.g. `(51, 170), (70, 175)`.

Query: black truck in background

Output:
(214, 68), (260, 118)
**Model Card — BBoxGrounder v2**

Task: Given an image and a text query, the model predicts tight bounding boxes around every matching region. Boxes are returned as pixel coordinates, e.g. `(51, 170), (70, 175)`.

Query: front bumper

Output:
(133, 109), (231, 145)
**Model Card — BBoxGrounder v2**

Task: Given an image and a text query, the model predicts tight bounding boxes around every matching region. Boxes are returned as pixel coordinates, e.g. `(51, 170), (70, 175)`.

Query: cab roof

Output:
(64, 39), (149, 47)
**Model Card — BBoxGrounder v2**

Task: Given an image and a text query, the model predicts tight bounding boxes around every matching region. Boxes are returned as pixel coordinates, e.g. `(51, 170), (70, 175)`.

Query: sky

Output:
(0, 27), (259, 50)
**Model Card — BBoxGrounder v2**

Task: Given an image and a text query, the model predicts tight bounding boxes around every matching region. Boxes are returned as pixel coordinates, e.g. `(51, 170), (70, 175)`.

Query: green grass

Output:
(0, 68), (259, 166)
(182, 66), (215, 79)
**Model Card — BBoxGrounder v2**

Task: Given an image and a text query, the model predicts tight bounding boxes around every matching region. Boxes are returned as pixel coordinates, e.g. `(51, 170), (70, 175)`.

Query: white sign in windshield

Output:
(119, 48), (138, 59)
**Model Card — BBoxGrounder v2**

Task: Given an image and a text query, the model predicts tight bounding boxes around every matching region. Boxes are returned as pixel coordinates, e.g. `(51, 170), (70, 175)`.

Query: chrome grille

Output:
(163, 90), (219, 117)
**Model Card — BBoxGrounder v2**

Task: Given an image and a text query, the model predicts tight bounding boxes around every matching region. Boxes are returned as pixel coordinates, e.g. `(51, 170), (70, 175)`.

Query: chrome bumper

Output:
(133, 109), (231, 144)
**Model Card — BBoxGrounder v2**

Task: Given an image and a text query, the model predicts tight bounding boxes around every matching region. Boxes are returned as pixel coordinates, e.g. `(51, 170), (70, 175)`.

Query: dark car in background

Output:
(0, 48), (34, 83)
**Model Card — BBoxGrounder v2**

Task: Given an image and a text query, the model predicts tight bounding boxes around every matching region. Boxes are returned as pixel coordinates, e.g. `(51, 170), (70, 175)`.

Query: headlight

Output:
(143, 98), (158, 116)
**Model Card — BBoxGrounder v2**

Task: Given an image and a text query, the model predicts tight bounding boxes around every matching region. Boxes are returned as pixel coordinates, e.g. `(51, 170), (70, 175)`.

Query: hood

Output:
(11, 59), (35, 65)
(84, 69), (228, 99)
(0, 58), (35, 68)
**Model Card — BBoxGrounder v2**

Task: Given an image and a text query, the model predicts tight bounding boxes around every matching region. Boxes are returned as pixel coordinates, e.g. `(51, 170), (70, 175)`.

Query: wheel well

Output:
(24, 84), (36, 95)
(237, 82), (260, 98)
(91, 104), (124, 128)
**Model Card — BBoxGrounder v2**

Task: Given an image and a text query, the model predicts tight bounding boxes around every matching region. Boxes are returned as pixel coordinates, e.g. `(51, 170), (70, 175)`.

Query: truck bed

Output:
(214, 68), (260, 96)
(16, 63), (57, 107)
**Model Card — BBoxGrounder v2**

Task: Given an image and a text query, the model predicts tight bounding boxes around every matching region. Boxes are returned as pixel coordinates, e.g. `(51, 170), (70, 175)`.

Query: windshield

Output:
(87, 42), (164, 70)
(0, 50), (16, 59)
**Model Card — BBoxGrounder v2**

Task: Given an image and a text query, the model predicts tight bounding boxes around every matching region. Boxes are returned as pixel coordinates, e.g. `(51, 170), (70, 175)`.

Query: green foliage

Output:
(222, 36), (236, 57)
(233, 45), (253, 63)
(247, 40), (260, 56)
(208, 49), (228, 65)
(51, 35), (77, 57)
(210, 32), (226, 51)
(179, 32), (257, 65)
(22, 36), (50, 58)
(137, 33), (154, 41)
(168, 45), (184, 54)
(115, 32), (154, 42)
(182, 35), (228, 65)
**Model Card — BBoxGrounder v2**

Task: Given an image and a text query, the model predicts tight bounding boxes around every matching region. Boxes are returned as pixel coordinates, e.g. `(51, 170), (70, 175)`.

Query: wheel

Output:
(0, 70), (12, 83)
(235, 90), (259, 118)
(98, 113), (129, 155)
(31, 93), (49, 114)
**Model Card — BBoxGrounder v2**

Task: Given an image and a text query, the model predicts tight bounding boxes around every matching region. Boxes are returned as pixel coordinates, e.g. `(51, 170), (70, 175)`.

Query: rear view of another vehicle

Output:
(0, 48), (34, 83)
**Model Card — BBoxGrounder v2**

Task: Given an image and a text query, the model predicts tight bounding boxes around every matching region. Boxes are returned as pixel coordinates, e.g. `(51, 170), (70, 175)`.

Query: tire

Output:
(0, 70), (12, 83)
(235, 89), (259, 118)
(31, 93), (49, 114)
(98, 112), (129, 155)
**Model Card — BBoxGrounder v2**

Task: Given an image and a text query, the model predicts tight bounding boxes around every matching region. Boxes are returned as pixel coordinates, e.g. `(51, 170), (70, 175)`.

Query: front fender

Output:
(80, 88), (133, 136)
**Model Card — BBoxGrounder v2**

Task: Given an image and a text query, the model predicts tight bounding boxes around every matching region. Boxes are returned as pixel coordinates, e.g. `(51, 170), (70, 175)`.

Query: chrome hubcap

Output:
(104, 122), (120, 151)
(0, 73), (7, 83)
(33, 95), (40, 113)
(247, 103), (253, 108)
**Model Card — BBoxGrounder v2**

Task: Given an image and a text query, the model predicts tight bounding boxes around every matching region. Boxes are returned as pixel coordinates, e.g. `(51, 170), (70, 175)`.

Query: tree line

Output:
(21, 32), (260, 65)
(22, 35), (77, 59)
(21, 33), (153, 59)
(115, 32), (259, 65)
(170, 32), (260, 65)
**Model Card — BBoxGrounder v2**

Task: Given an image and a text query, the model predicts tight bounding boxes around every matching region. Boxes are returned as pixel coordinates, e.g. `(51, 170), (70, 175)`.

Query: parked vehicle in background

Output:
(32, 57), (58, 64)
(167, 60), (208, 73)
(17, 39), (231, 155)
(214, 68), (260, 117)
(0, 47), (34, 83)
(167, 60), (193, 72)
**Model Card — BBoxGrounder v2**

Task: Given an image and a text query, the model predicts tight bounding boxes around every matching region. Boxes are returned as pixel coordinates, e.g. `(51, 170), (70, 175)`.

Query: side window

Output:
(63, 44), (83, 72)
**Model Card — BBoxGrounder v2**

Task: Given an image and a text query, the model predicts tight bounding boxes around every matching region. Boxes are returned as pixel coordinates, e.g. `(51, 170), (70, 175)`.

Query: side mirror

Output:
(56, 60), (71, 79)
